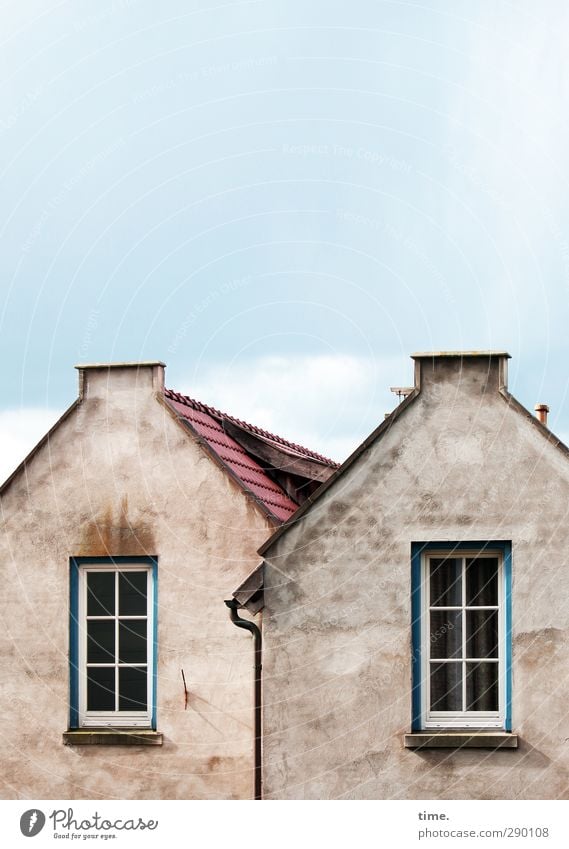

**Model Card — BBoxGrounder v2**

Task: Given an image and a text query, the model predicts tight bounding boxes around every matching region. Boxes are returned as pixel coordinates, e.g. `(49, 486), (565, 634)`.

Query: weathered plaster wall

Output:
(262, 356), (569, 799)
(0, 365), (270, 800)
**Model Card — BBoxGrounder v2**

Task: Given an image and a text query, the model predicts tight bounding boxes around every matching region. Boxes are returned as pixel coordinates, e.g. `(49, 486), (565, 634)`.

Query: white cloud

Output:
(0, 408), (63, 486)
(179, 354), (411, 462)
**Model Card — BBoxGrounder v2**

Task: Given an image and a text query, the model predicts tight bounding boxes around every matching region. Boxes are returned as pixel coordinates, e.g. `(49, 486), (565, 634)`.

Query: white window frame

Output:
(421, 549), (505, 729)
(78, 563), (154, 728)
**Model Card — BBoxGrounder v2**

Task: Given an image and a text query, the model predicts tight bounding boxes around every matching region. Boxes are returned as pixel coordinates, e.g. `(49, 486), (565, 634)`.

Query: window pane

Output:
(119, 667), (147, 711)
(430, 610), (462, 659)
(87, 572), (115, 616)
(87, 620), (115, 663)
(466, 557), (498, 606)
(466, 662), (498, 711)
(466, 610), (498, 659)
(430, 662), (462, 711)
(429, 558), (461, 607)
(119, 620), (147, 663)
(87, 667), (115, 710)
(119, 571), (147, 616)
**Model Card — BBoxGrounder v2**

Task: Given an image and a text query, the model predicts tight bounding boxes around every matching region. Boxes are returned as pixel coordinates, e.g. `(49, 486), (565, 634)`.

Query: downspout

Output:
(224, 599), (262, 800)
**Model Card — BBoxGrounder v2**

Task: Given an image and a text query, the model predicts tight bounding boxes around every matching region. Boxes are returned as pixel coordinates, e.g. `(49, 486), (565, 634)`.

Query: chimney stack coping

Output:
(75, 361), (166, 369)
(411, 351), (511, 359)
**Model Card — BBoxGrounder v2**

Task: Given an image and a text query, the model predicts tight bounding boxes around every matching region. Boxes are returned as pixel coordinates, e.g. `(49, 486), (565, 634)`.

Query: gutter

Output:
(224, 599), (262, 800)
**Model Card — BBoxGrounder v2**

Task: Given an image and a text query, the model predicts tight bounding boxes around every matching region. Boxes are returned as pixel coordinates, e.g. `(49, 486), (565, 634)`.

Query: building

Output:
(0, 361), (336, 800)
(239, 352), (569, 799)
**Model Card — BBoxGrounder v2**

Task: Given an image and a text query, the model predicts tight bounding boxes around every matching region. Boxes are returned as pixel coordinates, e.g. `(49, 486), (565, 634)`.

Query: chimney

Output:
(410, 351), (511, 393)
(534, 403), (549, 427)
(75, 361), (166, 401)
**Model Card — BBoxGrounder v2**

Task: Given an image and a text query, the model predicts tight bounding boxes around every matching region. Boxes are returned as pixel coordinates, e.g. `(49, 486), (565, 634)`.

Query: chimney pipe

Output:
(534, 403), (549, 426)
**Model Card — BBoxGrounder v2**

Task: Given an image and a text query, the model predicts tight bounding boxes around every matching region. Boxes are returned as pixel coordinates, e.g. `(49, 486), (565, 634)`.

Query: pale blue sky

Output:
(2, 1), (569, 476)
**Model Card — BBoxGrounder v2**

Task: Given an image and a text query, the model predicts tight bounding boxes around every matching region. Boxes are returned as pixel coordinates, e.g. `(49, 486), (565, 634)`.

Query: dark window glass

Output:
(87, 667), (115, 711)
(430, 610), (462, 659)
(466, 610), (498, 659)
(119, 572), (147, 616)
(430, 558), (461, 607)
(466, 558), (498, 606)
(87, 572), (115, 616)
(119, 667), (147, 711)
(119, 620), (147, 664)
(87, 621), (115, 663)
(466, 662), (499, 711)
(430, 662), (462, 711)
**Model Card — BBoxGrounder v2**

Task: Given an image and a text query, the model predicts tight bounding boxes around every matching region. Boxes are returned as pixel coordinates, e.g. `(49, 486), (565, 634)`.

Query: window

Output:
(411, 543), (511, 731)
(70, 557), (157, 729)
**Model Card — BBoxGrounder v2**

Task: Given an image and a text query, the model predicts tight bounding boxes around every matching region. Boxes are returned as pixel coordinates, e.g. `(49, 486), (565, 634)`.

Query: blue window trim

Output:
(69, 555), (158, 730)
(411, 541), (512, 732)
(69, 560), (80, 729)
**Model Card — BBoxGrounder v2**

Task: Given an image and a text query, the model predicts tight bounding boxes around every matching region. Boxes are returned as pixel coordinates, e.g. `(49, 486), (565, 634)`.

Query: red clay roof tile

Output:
(163, 388), (336, 522)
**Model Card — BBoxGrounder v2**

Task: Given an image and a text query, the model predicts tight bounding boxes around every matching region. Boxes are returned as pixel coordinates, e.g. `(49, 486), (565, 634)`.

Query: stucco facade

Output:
(259, 353), (569, 799)
(0, 363), (274, 800)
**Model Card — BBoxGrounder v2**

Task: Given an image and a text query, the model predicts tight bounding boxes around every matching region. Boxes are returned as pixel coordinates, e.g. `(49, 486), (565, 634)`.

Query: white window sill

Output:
(404, 732), (518, 749)
(63, 730), (163, 746)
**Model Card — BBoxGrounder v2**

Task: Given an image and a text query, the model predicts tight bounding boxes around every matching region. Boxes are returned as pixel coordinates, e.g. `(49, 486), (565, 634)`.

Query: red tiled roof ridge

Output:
(164, 387), (339, 467)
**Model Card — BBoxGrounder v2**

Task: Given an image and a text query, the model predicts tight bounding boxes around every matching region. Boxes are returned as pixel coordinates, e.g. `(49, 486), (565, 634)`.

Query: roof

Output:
(163, 388), (339, 523)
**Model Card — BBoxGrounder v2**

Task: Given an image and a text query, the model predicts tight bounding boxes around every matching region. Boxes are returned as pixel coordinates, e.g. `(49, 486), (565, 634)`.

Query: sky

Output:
(2, 0), (569, 480)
